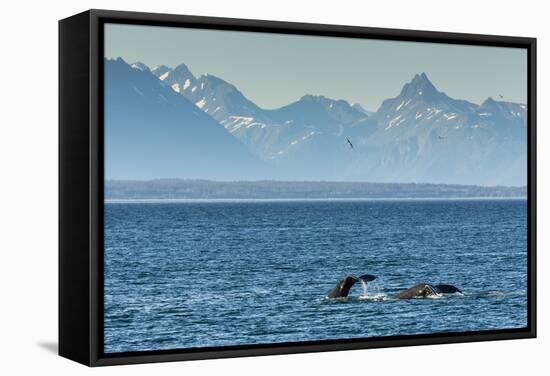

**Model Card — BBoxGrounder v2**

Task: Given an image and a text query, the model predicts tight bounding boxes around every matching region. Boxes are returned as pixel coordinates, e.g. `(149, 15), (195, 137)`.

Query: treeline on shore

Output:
(105, 179), (527, 199)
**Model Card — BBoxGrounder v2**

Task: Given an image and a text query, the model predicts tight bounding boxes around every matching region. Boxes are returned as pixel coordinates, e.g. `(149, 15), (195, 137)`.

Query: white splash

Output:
(360, 280), (368, 297)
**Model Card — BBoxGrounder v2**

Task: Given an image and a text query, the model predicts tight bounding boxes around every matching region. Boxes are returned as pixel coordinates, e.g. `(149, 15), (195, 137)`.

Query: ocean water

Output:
(103, 199), (528, 353)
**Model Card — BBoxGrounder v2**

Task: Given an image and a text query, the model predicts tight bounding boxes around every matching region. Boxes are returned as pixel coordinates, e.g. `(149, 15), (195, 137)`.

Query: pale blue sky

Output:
(105, 23), (527, 111)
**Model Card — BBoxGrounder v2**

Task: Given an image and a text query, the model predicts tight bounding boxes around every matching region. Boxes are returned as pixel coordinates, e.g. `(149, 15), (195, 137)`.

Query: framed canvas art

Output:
(59, 9), (536, 366)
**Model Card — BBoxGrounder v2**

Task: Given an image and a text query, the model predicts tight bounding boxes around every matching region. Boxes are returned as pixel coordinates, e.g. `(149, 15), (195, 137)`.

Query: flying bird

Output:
(346, 137), (354, 150)
(499, 94), (504, 99)
(438, 135), (446, 140)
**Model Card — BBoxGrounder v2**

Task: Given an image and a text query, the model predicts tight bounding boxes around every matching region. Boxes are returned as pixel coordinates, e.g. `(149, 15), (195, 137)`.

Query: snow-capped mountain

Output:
(474, 97), (527, 133)
(152, 63), (197, 97)
(354, 73), (527, 185)
(151, 64), (268, 122)
(150, 64), (171, 78)
(106, 58), (267, 180)
(130, 61), (150, 72)
(150, 63), (371, 164)
(267, 95), (367, 128)
(130, 61), (527, 185)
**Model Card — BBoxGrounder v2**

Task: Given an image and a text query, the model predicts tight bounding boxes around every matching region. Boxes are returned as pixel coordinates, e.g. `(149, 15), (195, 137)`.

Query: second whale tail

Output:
(328, 274), (378, 298)
(434, 284), (462, 294)
(357, 274), (377, 282)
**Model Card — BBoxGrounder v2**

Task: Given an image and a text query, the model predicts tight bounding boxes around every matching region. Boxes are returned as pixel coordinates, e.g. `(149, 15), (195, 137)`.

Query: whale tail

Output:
(434, 284), (462, 294)
(327, 274), (377, 298)
(358, 274), (377, 282)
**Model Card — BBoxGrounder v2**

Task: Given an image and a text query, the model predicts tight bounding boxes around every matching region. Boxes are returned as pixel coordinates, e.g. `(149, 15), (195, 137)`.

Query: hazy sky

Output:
(104, 23), (527, 111)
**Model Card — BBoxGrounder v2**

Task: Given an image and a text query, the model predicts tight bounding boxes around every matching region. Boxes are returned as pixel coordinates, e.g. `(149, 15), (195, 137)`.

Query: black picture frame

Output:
(59, 9), (537, 367)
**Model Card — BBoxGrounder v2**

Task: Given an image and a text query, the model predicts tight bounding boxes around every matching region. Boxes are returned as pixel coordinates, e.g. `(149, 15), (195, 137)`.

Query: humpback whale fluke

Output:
(394, 283), (462, 299)
(358, 274), (377, 282)
(327, 274), (377, 298)
(434, 284), (462, 294)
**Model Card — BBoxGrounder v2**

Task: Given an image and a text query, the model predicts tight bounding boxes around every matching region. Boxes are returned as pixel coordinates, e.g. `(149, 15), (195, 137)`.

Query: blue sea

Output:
(103, 199), (528, 353)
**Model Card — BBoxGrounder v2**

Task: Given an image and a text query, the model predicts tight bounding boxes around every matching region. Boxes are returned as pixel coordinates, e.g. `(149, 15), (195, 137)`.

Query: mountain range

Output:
(104, 58), (267, 180)
(104, 57), (527, 185)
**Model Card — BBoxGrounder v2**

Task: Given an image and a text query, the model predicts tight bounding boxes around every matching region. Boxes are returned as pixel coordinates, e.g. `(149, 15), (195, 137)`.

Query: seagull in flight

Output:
(346, 137), (354, 150)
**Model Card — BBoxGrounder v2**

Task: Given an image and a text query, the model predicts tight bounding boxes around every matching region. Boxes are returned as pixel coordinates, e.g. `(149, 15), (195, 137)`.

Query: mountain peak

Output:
(300, 94), (327, 102)
(376, 71), (478, 117)
(152, 64), (171, 72)
(199, 74), (236, 91)
(130, 62), (150, 72)
(173, 63), (193, 74)
(167, 64), (196, 85)
(478, 97), (508, 114)
(409, 72), (436, 91)
(151, 65), (173, 81)
(395, 72), (439, 101)
(482, 97), (497, 105)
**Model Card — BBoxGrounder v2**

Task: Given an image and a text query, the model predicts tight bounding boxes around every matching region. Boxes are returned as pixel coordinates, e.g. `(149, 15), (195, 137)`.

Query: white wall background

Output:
(0, 0), (546, 374)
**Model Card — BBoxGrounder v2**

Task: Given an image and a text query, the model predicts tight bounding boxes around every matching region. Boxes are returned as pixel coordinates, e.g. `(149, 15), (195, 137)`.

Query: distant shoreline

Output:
(105, 197), (527, 204)
(105, 179), (527, 200)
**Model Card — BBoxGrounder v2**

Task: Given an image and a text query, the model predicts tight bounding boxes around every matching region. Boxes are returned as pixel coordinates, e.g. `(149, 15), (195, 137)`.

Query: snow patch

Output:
(395, 100), (405, 111)
(131, 63), (146, 71)
(225, 116), (259, 132)
(196, 98), (207, 109)
(159, 72), (170, 80)
(228, 116), (254, 124)
(171, 83), (181, 93)
(301, 131), (317, 140)
(183, 79), (191, 90)
(444, 113), (457, 120)
(386, 115), (405, 130)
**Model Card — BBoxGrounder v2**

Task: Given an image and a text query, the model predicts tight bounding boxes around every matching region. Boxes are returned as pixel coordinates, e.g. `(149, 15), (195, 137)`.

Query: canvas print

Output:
(103, 23), (528, 353)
